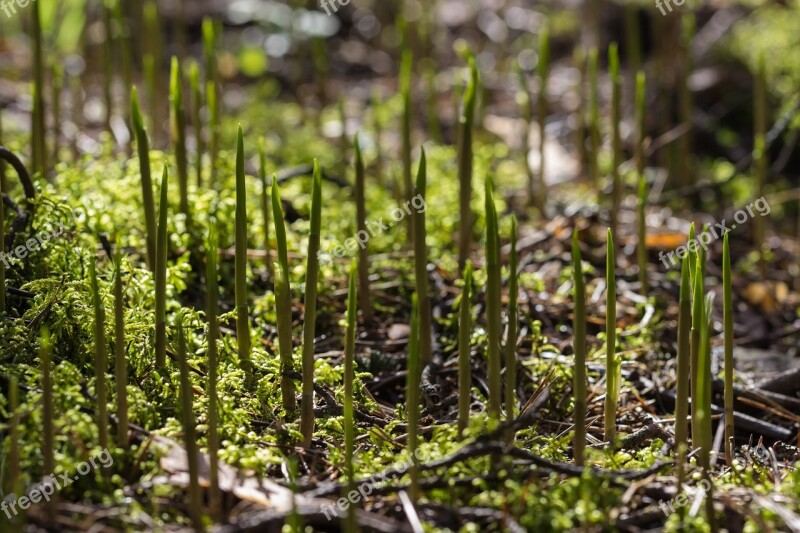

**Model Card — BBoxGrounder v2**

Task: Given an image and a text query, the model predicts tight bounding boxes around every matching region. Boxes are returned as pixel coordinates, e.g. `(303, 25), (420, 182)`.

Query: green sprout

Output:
(588, 47), (599, 189)
(400, 47), (414, 243)
(458, 51), (478, 270)
(535, 26), (549, 214)
(675, 257), (691, 497)
(609, 43), (621, 235)
(154, 166), (169, 369)
(343, 260), (358, 531)
(205, 224), (222, 517)
(458, 261), (473, 439)
(131, 86), (157, 271)
(407, 292), (421, 502)
(234, 126), (252, 385)
(572, 230), (586, 467)
(89, 257), (109, 452)
(40, 327), (55, 522)
(505, 216), (519, 438)
(113, 243), (128, 448)
(272, 178), (297, 413)
(300, 161), (322, 446)
(176, 312), (204, 530)
(484, 176), (502, 420)
(258, 138), (273, 277)
(354, 135), (371, 318)
(413, 149), (433, 366)
(170, 57), (189, 217)
(190, 61), (204, 188)
(635, 71), (648, 295)
(723, 232), (735, 465)
(604, 229), (618, 443)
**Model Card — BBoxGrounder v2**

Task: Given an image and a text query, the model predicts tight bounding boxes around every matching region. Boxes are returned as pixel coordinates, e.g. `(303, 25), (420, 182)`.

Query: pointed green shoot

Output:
(234, 126), (252, 383)
(723, 232), (734, 465)
(190, 61), (204, 188)
(458, 51), (478, 270)
(31, 0), (45, 176)
(132, 86), (157, 271)
(535, 26), (550, 214)
(354, 135), (371, 318)
(154, 166), (169, 369)
(170, 57), (189, 216)
(457, 261), (473, 439)
(300, 160), (322, 446)
(675, 257), (691, 497)
(571, 230), (587, 466)
(258, 138), (272, 276)
(690, 254), (704, 448)
(413, 149), (433, 366)
(604, 229), (618, 443)
(207, 80), (220, 187)
(504, 216), (519, 436)
(484, 176), (502, 420)
(272, 178), (297, 413)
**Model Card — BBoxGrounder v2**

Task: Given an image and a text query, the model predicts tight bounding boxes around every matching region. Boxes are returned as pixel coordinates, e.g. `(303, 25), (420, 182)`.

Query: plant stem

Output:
(113, 244), (128, 448)
(154, 166), (169, 369)
(354, 136), (371, 319)
(572, 230), (586, 467)
(343, 260), (358, 530)
(504, 216), (519, 440)
(406, 292), (421, 502)
(205, 224), (222, 517)
(258, 138), (272, 277)
(300, 161), (322, 446)
(272, 178), (297, 413)
(207, 80), (219, 188)
(131, 86), (157, 272)
(177, 313), (204, 531)
(40, 328), (55, 522)
(458, 53), (478, 271)
(535, 26), (549, 215)
(723, 232), (735, 466)
(413, 149), (433, 366)
(234, 126), (252, 385)
(170, 57), (189, 218)
(754, 53), (767, 272)
(190, 62), (204, 188)
(690, 249), (704, 450)
(457, 261), (473, 439)
(89, 257), (109, 453)
(604, 228), (618, 443)
(588, 48), (599, 191)
(31, 0), (46, 176)
(675, 257), (691, 500)
(484, 177), (502, 420)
